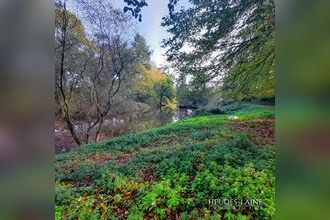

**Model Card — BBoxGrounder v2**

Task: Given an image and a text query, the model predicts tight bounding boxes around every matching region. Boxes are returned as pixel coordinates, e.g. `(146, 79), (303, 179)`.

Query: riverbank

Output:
(55, 104), (275, 219)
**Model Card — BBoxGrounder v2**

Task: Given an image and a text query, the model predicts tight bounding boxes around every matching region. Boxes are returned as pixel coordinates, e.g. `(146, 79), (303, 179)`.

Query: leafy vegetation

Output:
(55, 1), (275, 218)
(55, 105), (275, 219)
(134, 65), (176, 109)
(162, 0), (275, 100)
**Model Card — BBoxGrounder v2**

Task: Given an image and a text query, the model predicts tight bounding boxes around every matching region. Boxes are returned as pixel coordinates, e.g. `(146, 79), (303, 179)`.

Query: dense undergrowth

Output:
(55, 105), (275, 220)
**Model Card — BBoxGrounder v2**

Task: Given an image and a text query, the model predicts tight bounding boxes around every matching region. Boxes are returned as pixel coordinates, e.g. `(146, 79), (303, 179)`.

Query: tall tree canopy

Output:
(132, 33), (152, 68)
(161, 0), (275, 99)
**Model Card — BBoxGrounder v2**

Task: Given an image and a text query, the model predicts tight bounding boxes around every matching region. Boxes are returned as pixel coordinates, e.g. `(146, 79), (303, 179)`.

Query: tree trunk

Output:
(84, 131), (90, 144)
(64, 116), (82, 146)
(94, 118), (104, 142)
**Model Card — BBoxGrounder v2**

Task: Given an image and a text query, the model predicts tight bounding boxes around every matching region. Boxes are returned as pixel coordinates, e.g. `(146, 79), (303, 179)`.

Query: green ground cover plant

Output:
(55, 105), (275, 219)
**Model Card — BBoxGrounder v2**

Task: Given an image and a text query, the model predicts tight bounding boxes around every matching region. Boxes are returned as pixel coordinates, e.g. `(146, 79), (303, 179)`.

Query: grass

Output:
(55, 104), (275, 220)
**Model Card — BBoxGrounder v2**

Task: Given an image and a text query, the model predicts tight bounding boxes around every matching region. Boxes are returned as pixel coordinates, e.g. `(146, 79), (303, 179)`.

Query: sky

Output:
(112, 0), (171, 68)
(134, 1), (170, 67)
(112, 0), (190, 68)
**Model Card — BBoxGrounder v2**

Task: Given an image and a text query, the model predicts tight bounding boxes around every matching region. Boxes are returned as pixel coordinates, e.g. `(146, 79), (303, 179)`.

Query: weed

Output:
(55, 105), (275, 219)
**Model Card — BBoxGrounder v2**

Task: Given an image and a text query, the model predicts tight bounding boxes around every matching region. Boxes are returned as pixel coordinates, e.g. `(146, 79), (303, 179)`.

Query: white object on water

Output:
(227, 115), (238, 120)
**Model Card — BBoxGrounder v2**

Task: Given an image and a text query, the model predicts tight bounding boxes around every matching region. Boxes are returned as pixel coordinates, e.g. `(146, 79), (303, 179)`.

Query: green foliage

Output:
(176, 71), (212, 107)
(132, 33), (151, 68)
(55, 206), (66, 220)
(134, 65), (176, 110)
(162, 0), (275, 100)
(123, 0), (148, 21)
(138, 178), (189, 218)
(127, 211), (144, 220)
(194, 107), (225, 116)
(70, 196), (100, 220)
(154, 78), (176, 107)
(55, 105), (275, 219)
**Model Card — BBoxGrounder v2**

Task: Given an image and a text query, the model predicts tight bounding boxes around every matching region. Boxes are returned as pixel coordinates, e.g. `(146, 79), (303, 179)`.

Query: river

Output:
(55, 108), (194, 153)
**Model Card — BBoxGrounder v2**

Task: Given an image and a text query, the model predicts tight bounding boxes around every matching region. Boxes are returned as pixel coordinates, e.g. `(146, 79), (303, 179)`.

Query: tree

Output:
(132, 33), (152, 68)
(134, 65), (176, 108)
(154, 78), (176, 108)
(161, 0), (275, 99)
(55, 0), (90, 145)
(56, 0), (142, 144)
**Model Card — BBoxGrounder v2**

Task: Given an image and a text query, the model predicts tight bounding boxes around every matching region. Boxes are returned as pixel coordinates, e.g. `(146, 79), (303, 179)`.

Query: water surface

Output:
(55, 108), (194, 153)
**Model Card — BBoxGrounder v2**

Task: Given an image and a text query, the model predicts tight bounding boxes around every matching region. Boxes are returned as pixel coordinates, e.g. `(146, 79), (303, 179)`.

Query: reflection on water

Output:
(103, 107), (194, 137)
(55, 108), (194, 153)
